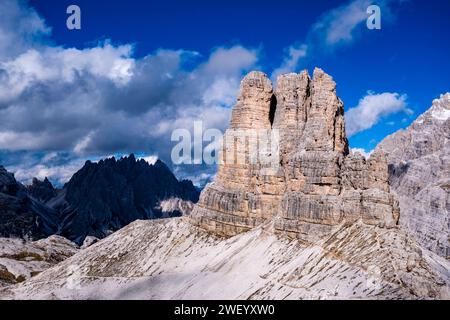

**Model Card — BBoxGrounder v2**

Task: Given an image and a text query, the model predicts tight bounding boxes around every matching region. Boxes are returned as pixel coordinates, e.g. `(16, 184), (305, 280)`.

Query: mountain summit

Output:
(377, 93), (450, 258)
(192, 68), (399, 242)
(1, 155), (200, 244)
(0, 167), (59, 239)
(52, 154), (200, 243)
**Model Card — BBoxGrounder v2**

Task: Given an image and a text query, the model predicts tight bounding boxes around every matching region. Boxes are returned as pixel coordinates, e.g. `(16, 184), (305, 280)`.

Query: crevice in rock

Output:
(269, 94), (277, 127)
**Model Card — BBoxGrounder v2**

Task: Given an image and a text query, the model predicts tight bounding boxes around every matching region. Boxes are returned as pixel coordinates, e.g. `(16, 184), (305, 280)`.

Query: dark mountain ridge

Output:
(0, 166), (59, 239)
(0, 155), (199, 244)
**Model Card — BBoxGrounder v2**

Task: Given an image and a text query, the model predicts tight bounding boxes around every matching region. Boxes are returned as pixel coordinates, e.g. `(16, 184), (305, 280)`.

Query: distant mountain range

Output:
(0, 154), (200, 244)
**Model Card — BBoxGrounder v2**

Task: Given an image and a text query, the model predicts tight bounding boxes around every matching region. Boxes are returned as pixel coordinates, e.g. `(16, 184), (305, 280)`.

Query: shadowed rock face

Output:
(56, 155), (200, 244)
(192, 69), (399, 242)
(0, 167), (59, 240)
(377, 93), (450, 258)
(27, 178), (57, 203)
(1, 155), (200, 245)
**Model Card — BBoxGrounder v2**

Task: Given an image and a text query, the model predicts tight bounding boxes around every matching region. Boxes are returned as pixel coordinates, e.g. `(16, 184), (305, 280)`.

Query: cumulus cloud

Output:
(0, 45), (256, 154)
(12, 158), (88, 186)
(139, 155), (158, 165)
(346, 91), (410, 136)
(350, 147), (373, 159)
(272, 0), (397, 75)
(312, 0), (373, 47)
(272, 44), (308, 81)
(0, 0), (50, 60)
(0, 0), (259, 186)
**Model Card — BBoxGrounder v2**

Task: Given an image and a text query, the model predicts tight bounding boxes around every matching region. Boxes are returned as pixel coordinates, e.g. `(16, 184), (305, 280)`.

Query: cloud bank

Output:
(272, 0), (397, 78)
(0, 0), (259, 186)
(345, 91), (410, 136)
(0, 0), (407, 187)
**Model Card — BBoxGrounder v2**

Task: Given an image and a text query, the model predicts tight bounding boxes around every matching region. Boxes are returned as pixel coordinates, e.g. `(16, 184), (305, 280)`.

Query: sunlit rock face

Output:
(377, 93), (450, 258)
(191, 68), (399, 242)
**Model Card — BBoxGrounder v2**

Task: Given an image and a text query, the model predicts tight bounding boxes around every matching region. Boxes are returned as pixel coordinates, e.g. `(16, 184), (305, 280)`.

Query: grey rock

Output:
(27, 178), (57, 203)
(0, 166), (59, 240)
(192, 69), (399, 242)
(55, 154), (200, 244)
(377, 93), (450, 258)
(81, 236), (99, 249)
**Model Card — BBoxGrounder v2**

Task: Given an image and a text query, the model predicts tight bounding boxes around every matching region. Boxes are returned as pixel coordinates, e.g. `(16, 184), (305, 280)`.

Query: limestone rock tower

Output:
(191, 68), (399, 242)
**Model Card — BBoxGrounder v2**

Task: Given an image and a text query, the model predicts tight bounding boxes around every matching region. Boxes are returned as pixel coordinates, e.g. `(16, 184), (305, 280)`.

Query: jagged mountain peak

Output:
(0, 167), (59, 240)
(192, 68), (396, 241)
(27, 177), (57, 203)
(1, 154), (200, 244)
(59, 155), (199, 243)
(377, 93), (450, 258)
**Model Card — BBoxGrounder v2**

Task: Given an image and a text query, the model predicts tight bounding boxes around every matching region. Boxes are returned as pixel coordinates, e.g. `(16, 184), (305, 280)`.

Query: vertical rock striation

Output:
(377, 93), (450, 258)
(192, 68), (399, 241)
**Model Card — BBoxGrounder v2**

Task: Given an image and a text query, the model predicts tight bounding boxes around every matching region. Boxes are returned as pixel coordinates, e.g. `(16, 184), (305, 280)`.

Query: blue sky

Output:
(0, 0), (449, 186)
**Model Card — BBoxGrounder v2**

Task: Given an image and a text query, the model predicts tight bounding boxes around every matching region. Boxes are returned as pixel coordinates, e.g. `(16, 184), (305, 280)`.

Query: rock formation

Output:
(1, 155), (200, 244)
(2, 217), (448, 299)
(52, 154), (200, 244)
(192, 68), (399, 242)
(0, 235), (78, 287)
(27, 178), (57, 203)
(1, 72), (449, 300)
(0, 166), (59, 240)
(377, 93), (450, 258)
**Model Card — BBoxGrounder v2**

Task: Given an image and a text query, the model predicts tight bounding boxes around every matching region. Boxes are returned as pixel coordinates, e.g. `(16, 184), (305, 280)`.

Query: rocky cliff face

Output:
(27, 178), (57, 203)
(192, 69), (399, 242)
(377, 93), (450, 258)
(53, 154), (200, 244)
(1, 155), (200, 244)
(0, 167), (59, 240)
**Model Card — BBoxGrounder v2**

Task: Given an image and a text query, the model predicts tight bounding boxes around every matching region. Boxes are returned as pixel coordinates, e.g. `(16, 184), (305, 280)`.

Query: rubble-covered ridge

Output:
(192, 69), (399, 242)
(0, 236), (79, 287)
(2, 218), (448, 300)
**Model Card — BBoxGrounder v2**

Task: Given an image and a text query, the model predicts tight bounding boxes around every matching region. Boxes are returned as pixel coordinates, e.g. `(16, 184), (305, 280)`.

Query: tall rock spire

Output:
(191, 68), (398, 242)
(230, 71), (274, 130)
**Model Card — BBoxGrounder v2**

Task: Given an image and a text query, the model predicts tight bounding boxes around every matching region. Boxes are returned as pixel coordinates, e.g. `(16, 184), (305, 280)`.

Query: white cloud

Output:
(272, 44), (308, 80)
(346, 91), (409, 136)
(350, 147), (373, 159)
(174, 169), (215, 187)
(272, 0), (397, 75)
(199, 46), (258, 77)
(0, 1), (259, 185)
(0, 0), (50, 60)
(315, 0), (372, 46)
(11, 157), (88, 186)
